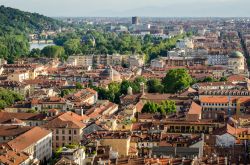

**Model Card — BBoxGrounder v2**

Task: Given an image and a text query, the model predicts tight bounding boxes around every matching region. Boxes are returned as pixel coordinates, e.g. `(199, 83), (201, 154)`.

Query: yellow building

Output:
(100, 136), (131, 156)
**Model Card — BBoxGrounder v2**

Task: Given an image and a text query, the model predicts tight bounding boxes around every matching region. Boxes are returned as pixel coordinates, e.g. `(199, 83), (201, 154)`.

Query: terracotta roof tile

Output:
(188, 102), (202, 115)
(8, 127), (51, 151)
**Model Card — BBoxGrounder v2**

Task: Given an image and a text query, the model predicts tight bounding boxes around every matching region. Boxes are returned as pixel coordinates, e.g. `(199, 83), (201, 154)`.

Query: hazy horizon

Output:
(0, 0), (250, 17)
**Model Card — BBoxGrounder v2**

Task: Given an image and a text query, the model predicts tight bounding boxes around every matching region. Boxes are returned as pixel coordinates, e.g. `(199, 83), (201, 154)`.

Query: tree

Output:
(75, 82), (83, 89)
(120, 80), (141, 95)
(41, 45), (65, 59)
(202, 77), (216, 82)
(162, 68), (192, 93)
(120, 80), (132, 95)
(219, 77), (227, 82)
(134, 76), (146, 85)
(142, 102), (158, 113)
(141, 100), (176, 115)
(147, 79), (164, 93)
(0, 100), (7, 109)
(108, 82), (121, 103)
(29, 48), (41, 57)
(0, 88), (24, 109)
(60, 89), (71, 97)
(64, 39), (81, 55)
(161, 100), (176, 114)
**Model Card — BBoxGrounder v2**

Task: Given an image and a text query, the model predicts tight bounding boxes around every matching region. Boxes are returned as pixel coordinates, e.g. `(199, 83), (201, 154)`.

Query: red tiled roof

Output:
(188, 102), (202, 115)
(8, 127), (51, 151)
(43, 111), (88, 129)
(200, 96), (250, 104)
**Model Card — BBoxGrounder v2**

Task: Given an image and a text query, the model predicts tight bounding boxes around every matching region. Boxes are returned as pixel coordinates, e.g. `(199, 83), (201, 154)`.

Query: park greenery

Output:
(29, 31), (186, 62)
(90, 68), (193, 103)
(141, 100), (176, 115)
(0, 88), (24, 109)
(0, 5), (187, 63)
(91, 76), (146, 104)
(51, 31), (186, 62)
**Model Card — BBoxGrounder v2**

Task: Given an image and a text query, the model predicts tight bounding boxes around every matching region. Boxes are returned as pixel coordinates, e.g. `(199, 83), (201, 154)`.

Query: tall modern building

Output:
(132, 16), (140, 25)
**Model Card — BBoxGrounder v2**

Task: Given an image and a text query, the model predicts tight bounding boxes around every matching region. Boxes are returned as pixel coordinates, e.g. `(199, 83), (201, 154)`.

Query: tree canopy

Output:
(0, 88), (24, 109)
(41, 45), (65, 59)
(0, 5), (63, 63)
(147, 79), (164, 93)
(163, 68), (193, 93)
(142, 100), (176, 115)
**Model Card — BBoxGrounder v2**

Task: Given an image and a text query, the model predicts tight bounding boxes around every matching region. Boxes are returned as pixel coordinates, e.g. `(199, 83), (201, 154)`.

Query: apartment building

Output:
(43, 111), (87, 148)
(7, 127), (52, 163)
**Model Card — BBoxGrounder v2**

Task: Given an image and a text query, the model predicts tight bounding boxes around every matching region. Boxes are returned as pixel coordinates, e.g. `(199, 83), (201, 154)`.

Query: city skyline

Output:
(0, 0), (249, 17)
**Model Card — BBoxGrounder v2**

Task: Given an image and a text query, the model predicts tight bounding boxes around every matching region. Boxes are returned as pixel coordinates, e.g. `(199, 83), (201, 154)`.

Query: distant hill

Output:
(0, 6), (64, 63)
(0, 5), (62, 35)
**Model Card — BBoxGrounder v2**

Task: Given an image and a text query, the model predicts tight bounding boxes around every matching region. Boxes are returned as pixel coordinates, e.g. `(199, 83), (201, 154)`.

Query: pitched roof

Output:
(227, 75), (247, 82)
(0, 125), (32, 137)
(188, 102), (202, 115)
(0, 146), (30, 165)
(43, 112), (87, 129)
(226, 124), (247, 136)
(0, 112), (46, 124)
(200, 96), (250, 104)
(8, 127), (51, 152)
(140, 93), (171, 103)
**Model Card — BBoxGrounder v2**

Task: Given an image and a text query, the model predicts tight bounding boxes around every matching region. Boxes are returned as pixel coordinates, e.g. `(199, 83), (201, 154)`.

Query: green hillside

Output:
(0, 5), (62, 34)
(0, 5), (63, 62)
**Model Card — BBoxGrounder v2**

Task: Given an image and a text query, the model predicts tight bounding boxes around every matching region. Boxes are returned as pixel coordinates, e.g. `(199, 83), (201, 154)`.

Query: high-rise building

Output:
(132, 16), (140, 25)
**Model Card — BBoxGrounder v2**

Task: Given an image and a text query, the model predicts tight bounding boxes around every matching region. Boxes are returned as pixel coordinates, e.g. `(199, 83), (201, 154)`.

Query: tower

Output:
(140, 82), (145, 95)
(132, 16), (140, 25)
(127, 86), (133, 95)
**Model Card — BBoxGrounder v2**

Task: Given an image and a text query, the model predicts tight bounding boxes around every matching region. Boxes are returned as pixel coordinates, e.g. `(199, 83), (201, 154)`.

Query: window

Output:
(62, 130), (65, 134)
(56, 136), (59, 140)
(62, 136), (65, 141)
(74, 130), (77, 135)
(56, 129), (59, 134)
(69, 136), (72, 141)
(69, 130), (71, 134)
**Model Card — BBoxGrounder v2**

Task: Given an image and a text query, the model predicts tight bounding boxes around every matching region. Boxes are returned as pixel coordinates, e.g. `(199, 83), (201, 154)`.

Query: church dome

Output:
(229, 51), (244, 58)
(100, 66), (121, 82)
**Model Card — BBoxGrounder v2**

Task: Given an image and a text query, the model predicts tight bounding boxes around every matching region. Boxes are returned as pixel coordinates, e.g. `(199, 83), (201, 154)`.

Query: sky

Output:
(0, 0), (249, 17)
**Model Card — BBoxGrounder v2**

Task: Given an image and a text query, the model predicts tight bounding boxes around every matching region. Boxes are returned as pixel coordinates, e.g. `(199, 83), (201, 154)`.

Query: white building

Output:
(67, 55), (93, 67)
(61, 147), (86, 165)
(7, 127), (52, 163)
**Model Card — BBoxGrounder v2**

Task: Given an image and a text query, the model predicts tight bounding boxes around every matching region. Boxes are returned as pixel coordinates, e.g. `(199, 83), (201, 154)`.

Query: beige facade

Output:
(7, 71), (29, 82)
(52, 128), (83, 148)
(67, 55), (93, 67)
(228, 56), (245, 74)
(100, 137), (130, 156)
